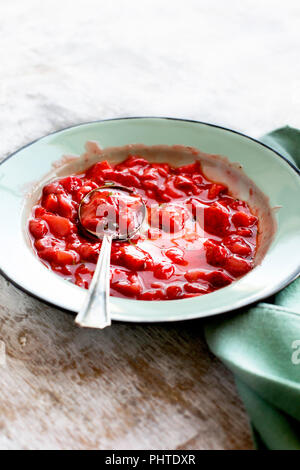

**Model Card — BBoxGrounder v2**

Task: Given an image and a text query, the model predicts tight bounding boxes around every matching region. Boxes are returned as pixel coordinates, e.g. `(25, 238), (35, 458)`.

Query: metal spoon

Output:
(75, 184), (146, 329)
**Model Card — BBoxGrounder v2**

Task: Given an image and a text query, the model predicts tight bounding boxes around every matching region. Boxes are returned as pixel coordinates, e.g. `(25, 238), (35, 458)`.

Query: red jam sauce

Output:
(29, 155), (258, 300)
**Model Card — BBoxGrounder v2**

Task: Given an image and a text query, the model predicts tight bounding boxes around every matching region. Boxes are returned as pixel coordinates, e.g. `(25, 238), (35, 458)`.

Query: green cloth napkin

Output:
(204, 126), (300, 450)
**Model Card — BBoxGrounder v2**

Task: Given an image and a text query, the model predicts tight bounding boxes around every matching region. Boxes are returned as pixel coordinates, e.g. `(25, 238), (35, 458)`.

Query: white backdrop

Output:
(1, 0), (299, 161)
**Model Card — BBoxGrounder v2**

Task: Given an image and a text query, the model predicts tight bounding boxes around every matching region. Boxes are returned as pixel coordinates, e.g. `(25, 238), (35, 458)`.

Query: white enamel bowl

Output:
(0, 118), (299, 322)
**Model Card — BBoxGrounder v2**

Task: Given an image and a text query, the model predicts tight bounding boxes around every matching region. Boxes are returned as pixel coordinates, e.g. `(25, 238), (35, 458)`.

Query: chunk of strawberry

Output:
(217, 195), (235, 207)
(225, 255), (252, 276)
(119, 155), (149, 168)
(176, 162), (200, 174)
(42, 181), (65, 196)
(66, 233), (82, 251)
(111, 273), (142, 297)
(206, 270), (232, 287)
(85, 160), (112, 179)
(165, 247), (187, 265)
(142, 167), (160, 181)
(222, 235), (252, 256)
(157, 189), (172, 203)
(151, 282), (164, 289)
(165, 180), (185, 198)
(184, 269), (207, 283)
(174, 175), (196, 192)
(145, 189), (157, 200)
(78, 243), (100, 262)
(38, 247), (58, 262)
(38, 245), (76, 264)
(154, 262), (175, 280)
(29, 219), (48, 239)
(204, 204), (230, 236)
(184, 282), (209, 294)
(110, 245), (124, 264)
(152, 162), (170, 175)
(193, 174), (204, 186)
(76, 181), (98, 202)
(230, 200), (247, 211)
(166, 285), (183, 299)
(142, 176), (161, 191)
(57, 194), (74, 219)
(207, 183), (227, 199)
(34, 237), (66, 252)
(236, 227), (253, 237)
(138, 289), (164, 300)
(54, 250), (80, 265)
(59, 176), (82, 194)
(114, 170), (141, 188)
(42, 194), (59, 213)
(34, 206), (47, 218)
(204, 239), (228, 267)
(155, 167), (169, 178)
(232, 211), (257, 228)
(75, 264), (94, 289)
(121, 245), (153, 271)
(42, 214), (74, 237)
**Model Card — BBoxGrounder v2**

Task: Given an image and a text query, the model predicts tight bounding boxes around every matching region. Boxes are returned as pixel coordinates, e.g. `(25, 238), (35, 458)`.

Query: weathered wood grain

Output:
(0, 275), (253, 450)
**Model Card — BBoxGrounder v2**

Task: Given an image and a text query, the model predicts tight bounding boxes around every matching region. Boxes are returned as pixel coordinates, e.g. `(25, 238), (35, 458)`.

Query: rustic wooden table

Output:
(1, 0), (298, 450)
(0, 276), (253, 450)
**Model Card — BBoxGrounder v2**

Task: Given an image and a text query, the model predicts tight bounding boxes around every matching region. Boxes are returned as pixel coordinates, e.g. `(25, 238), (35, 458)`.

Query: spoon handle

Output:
(75, 235), (112, 329)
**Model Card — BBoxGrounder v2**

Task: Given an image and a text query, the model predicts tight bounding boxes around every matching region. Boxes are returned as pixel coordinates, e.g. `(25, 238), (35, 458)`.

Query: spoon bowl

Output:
(78, 184), (146, 240)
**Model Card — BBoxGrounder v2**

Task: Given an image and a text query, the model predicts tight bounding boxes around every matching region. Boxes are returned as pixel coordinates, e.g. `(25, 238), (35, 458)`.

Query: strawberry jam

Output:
(29, 155), (258, 300)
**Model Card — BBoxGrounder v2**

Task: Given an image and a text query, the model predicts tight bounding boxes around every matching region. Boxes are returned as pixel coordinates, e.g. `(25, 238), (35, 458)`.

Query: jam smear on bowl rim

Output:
(29, 154), (258, 301)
